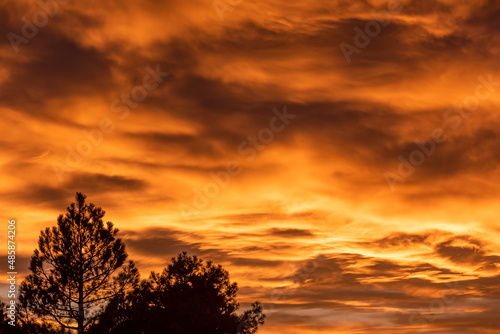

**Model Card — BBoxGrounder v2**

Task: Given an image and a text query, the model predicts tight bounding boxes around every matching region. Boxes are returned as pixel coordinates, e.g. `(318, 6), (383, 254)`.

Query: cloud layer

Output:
(1, 0), (500, 332)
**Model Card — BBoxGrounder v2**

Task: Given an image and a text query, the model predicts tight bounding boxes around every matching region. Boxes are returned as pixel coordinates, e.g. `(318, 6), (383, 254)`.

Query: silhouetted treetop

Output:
(19, 192), (137, 334)
(92, 252), (265, 334)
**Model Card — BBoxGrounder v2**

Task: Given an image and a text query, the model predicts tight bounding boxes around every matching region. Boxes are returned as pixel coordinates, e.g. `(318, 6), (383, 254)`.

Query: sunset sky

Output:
(1, 0), (500, 332)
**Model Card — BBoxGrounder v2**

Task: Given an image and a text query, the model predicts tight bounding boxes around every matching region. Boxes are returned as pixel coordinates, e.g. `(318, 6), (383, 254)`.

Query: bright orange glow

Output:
(1, 0), (500, 332)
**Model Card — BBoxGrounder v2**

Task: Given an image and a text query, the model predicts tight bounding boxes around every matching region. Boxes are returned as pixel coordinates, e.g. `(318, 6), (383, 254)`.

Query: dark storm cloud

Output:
(239, 244), (296, 253)
(292, 101), (402, 150)
(369, 232), (432, 247)
(124, 132), (226, 160)
(0, 10), (114, 118)
(435, 235), (500, 268)
(124, 229), (208, 259)
(256, 248), (498, 333)
(0, 173), (146, 210)
(65, 172), (147, 193)
(267, 228), (315, 238)
(1, 184), (70, 210)
(384, 125), (500, 186)
(363, 232), (499, 271)
(267, 252), (491, 331)
(123, 227), (291, 269)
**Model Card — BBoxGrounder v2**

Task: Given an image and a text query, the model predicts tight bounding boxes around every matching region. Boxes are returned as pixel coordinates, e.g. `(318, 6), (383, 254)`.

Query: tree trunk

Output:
(78, 210), (85, 334)
(78, 299), (84, 334)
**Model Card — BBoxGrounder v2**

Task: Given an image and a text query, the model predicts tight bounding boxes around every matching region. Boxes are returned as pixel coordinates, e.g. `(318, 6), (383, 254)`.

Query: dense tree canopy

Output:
(91, 252), (265, 334)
